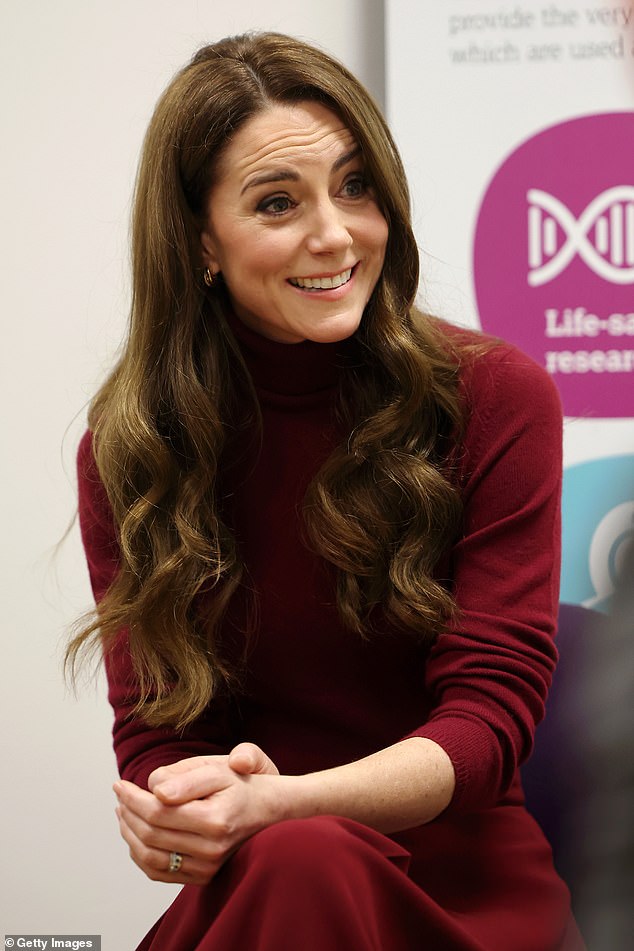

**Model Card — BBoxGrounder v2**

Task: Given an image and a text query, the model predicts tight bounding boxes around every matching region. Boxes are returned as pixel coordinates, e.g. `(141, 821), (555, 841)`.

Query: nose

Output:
(305, 199), (353, 255)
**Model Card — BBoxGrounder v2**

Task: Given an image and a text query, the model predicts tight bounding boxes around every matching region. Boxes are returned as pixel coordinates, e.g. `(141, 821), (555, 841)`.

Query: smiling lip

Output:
(288, 266), (355, 290)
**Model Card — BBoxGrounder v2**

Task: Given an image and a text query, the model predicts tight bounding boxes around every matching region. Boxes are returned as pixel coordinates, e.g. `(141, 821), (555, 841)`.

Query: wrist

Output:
(249, 771), (308, 830)
(272, 772), (323, 823)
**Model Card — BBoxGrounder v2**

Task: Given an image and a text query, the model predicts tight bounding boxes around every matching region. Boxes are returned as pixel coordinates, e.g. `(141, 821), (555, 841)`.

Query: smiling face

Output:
(200, 101), (389, 344)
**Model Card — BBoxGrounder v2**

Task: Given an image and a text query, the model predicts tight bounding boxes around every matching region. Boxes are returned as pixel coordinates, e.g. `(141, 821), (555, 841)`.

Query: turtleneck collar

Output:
(227, 311), (348, 400)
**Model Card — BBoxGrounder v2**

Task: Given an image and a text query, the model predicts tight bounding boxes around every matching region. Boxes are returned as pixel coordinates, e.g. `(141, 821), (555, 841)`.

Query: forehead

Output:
(214, 101), (358, 184)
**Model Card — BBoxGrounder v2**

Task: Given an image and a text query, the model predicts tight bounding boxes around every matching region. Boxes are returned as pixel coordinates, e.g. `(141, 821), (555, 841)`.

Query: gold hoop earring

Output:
(203, 267), (216, 288)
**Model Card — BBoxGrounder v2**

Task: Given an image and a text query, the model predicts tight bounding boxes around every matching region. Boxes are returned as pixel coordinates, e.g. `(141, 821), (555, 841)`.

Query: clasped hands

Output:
(114, 743), (286, 885)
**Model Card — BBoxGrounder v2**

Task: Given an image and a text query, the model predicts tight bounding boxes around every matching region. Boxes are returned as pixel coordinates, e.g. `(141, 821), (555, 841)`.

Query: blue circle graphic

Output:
(561, 454), (634, 611)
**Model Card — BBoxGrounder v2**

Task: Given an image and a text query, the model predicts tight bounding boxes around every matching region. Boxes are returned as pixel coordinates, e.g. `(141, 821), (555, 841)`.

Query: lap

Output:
(136, 816), (581, 951)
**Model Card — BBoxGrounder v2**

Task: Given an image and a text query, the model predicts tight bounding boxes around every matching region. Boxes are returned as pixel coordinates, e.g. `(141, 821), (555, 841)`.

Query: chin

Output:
(304, 313), (363, 344)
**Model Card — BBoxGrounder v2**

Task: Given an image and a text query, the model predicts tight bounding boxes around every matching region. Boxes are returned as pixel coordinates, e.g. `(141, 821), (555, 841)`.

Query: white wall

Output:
(0, 2), (384, 946)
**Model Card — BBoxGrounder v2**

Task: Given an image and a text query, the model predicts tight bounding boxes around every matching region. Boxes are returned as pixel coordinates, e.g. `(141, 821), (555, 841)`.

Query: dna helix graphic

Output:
(527, 186), (634, 286)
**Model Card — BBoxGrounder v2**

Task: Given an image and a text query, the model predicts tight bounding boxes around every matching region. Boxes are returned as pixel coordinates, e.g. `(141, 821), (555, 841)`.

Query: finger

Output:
(115, 780), (220, 832)
(228, 742), (279, 776)
(116, 799), (206, 858)
(116, 806), (187, 880)
(116, 808), (218, 886)
(117, 796), (250, 875)
(114, 780), (195, 828)
(148, 754), (229, 792)
(114, 780), (161, 817)
(152, 762), (236, 805)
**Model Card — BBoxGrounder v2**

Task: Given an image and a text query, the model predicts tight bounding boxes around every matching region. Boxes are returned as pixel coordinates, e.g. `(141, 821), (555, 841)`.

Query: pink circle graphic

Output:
(473, 112), (634, 418)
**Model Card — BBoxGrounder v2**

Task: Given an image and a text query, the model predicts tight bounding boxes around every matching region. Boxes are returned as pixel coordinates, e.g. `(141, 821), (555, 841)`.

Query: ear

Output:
(200, 228), (221, 273)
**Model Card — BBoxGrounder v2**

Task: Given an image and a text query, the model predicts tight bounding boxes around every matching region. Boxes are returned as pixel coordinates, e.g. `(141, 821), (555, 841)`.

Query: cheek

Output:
(365, 210), (389, 262)
(377, 216), (389, 256)
(234, 232), (293, 280)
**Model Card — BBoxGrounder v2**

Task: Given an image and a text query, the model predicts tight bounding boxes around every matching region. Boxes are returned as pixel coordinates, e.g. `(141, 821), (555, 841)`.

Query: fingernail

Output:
(113, 781), (122, 797)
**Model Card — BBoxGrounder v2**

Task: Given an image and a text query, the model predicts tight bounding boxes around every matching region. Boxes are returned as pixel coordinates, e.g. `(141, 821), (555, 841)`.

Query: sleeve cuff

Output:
(403, 716), (504, 814)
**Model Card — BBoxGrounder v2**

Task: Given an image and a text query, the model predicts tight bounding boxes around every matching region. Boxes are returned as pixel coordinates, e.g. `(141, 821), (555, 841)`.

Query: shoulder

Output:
(436, 319), (562, 428)
(432, 322), (563, 486)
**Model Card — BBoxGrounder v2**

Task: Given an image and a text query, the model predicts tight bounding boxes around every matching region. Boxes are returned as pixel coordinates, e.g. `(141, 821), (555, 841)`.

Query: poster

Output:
(386, 0), (634, 618)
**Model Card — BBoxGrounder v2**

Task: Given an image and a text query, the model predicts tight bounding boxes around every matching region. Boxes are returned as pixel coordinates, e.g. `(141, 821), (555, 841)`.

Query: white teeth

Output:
(290, 268), (353, 290)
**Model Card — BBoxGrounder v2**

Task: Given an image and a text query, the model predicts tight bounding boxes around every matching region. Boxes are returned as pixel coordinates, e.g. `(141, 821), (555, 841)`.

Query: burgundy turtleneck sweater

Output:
(78, 318), (573, 945)
(78, 318), (562, 806)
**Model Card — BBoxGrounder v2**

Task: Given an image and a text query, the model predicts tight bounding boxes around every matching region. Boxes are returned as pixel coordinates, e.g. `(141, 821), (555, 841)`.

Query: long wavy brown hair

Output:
(67, 32), (467, 729)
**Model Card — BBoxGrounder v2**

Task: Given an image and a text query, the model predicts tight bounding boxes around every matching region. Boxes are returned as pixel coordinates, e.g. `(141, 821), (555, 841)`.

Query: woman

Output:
(69, 32), (584, 950)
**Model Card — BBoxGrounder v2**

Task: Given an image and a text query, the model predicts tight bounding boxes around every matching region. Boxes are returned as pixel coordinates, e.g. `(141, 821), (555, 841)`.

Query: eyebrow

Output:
(240, 145), (362, 195)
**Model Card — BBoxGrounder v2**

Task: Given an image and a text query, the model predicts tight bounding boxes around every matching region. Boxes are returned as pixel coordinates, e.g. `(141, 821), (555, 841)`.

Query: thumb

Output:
(228, 742), (279, 776)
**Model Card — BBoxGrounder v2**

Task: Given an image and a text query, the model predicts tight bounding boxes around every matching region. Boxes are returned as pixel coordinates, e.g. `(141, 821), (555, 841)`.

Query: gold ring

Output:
(168, 851), (183, 873)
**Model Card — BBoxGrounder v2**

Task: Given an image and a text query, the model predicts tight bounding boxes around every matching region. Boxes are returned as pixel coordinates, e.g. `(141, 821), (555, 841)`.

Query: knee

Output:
(243, 816), (367, 879)
(252, 816), (355, 859)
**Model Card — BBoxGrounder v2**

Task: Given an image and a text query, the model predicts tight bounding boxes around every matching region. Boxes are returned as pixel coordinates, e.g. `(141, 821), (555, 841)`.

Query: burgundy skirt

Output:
(136, 814), (585, 951)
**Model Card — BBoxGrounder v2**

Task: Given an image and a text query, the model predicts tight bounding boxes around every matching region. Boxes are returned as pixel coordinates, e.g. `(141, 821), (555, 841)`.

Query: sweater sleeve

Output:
(405, 343), (563, 814)
(76, 430), (235, 790)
